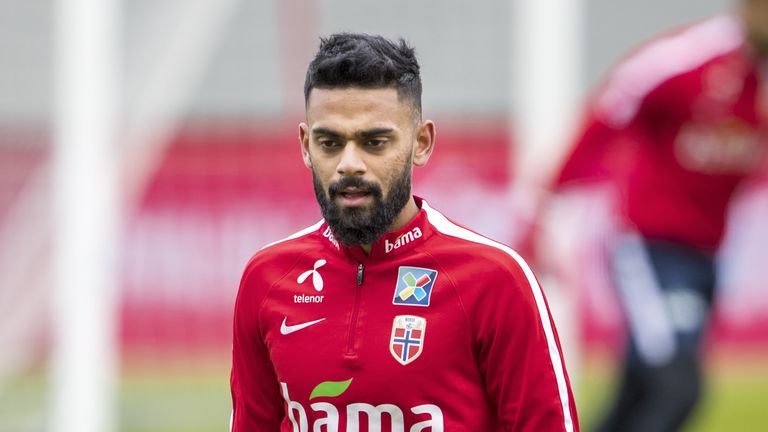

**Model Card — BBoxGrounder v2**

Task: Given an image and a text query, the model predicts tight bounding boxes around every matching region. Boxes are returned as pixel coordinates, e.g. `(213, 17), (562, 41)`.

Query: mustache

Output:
(328, 176), (383, 198)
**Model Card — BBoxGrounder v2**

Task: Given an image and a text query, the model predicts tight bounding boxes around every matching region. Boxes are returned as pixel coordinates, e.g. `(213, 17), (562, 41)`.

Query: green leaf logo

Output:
(309, 378), (353, 399)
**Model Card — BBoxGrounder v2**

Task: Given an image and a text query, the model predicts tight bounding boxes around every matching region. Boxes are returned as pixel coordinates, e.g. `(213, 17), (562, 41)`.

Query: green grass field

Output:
(578, 352), (768, 432)
(2, 352), (767, 431)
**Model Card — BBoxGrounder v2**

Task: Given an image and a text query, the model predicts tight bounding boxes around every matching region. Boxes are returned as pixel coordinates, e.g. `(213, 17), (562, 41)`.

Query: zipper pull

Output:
(356, 263), (364, 286)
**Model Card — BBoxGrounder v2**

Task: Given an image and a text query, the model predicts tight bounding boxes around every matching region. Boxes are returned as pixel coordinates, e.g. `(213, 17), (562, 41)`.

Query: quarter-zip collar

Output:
(318, 196), (435, 263)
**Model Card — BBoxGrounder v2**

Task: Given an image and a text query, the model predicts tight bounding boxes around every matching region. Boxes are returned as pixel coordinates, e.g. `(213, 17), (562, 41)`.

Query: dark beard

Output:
(313, 166), (412, 247)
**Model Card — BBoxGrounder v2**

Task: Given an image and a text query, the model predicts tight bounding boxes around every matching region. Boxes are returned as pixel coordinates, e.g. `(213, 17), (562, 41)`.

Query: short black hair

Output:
(304, 33), (422, 115)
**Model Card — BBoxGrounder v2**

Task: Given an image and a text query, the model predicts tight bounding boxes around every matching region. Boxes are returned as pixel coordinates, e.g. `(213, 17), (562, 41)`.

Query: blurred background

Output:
(1, 0), (767, 431)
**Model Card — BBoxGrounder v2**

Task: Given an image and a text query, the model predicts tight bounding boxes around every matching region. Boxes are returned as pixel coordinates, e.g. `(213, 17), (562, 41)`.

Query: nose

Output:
(336, 143), (367, 176)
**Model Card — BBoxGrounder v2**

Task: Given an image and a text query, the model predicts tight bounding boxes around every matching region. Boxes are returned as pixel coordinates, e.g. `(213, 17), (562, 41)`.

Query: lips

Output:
(339, 188), (370, 198)
(337, 188), (371, 206)
(328, 177), (381, 207)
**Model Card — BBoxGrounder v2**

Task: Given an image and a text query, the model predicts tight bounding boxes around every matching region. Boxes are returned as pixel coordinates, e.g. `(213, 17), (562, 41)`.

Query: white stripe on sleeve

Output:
(422, 201), (574, 432)
(596, 14), (742, 127)
(260, 220), (324, 250)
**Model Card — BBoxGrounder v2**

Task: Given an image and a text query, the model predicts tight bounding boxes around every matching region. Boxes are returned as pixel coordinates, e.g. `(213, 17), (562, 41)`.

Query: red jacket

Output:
(231, 198), (578, 431)
(557, 15), (766, 251)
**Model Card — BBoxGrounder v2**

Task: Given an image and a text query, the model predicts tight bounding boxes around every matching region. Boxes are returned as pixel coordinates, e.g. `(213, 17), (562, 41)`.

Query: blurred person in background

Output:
(230, 33), (579, 431)
(551, 1), (768, 431)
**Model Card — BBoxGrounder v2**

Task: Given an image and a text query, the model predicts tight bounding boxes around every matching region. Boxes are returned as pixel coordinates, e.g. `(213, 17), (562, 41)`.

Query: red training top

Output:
(231, 198), (578, 431)
(557, 15), (767, 251)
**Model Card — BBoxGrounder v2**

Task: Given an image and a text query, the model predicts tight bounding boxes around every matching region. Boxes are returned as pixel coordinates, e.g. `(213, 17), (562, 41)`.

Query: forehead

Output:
(306, 87), (413, 132)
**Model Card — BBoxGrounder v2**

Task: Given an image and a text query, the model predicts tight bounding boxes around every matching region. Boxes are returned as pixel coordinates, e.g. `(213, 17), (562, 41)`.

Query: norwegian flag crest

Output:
(389, 315), (426, 365)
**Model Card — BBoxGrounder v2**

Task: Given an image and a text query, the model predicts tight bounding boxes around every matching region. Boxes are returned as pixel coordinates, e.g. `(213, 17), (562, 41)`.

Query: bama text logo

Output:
(323, 227), (340, 249)
(385, 227), (423, 253)
(392, 267), (437, 307)
(280, 379), (444, 432)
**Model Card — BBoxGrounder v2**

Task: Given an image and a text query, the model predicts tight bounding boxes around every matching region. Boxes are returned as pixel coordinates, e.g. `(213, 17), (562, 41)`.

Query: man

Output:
(230, 33), (579, 431)
(553, 2), (768, 431)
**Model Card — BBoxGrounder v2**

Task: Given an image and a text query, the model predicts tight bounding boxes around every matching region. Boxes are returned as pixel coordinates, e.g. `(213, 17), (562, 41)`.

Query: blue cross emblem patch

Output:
(392, 266), (437, 307)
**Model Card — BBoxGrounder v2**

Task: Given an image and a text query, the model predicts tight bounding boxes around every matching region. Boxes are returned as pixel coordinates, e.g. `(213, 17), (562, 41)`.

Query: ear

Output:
(412, 120), (436, 167)
(299, 122), (312, 169)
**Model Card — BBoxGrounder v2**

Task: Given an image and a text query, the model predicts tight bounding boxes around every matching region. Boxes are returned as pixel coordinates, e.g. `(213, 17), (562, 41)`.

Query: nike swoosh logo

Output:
(280, 317), (326, 335)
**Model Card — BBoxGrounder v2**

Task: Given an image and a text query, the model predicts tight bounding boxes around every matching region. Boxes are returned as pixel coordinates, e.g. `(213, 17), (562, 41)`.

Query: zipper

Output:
(346, 263), (364, 356)
(356, 263), (364, 285)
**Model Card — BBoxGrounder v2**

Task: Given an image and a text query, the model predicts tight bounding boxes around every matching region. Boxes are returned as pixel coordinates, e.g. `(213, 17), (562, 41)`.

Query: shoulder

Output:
(241, 220), (325, 287)
(422, 202), (546, 323)
(422, 202), (535, 284)
(595, 15), (745, 126)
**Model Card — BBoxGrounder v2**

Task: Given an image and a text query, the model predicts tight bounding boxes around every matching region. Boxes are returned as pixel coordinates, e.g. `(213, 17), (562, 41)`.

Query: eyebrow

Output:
(311, 127), (344, 140)
(312, 127), (396, 140)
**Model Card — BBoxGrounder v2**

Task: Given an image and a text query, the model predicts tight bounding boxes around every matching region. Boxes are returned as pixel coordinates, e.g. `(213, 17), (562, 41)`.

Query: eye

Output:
(317, 139), (340, 149)
(365, 139), (388, 148)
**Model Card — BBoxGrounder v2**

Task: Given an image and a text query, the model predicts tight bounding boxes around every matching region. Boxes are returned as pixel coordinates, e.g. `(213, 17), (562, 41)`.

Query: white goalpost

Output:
(48, 0), (242, 430)
(51, 0), (120, 431)
(511, 0), (585, 389)
(511, 0), (583, 190)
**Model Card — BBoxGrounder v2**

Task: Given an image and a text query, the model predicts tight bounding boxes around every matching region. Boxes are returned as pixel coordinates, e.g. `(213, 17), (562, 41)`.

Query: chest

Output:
(257, 256), (496, 430)
(659, 68), (766, 175)
(262, 258), (474, 375)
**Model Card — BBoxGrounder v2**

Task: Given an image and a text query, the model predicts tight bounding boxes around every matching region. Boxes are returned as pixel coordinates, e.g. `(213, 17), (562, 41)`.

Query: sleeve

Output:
(554, 108), (631, 188)
(553, 53), (672, 191)
(553, 81), (659, 192)
(472, 255), (579, 432)
(230, 259), (284, 431)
